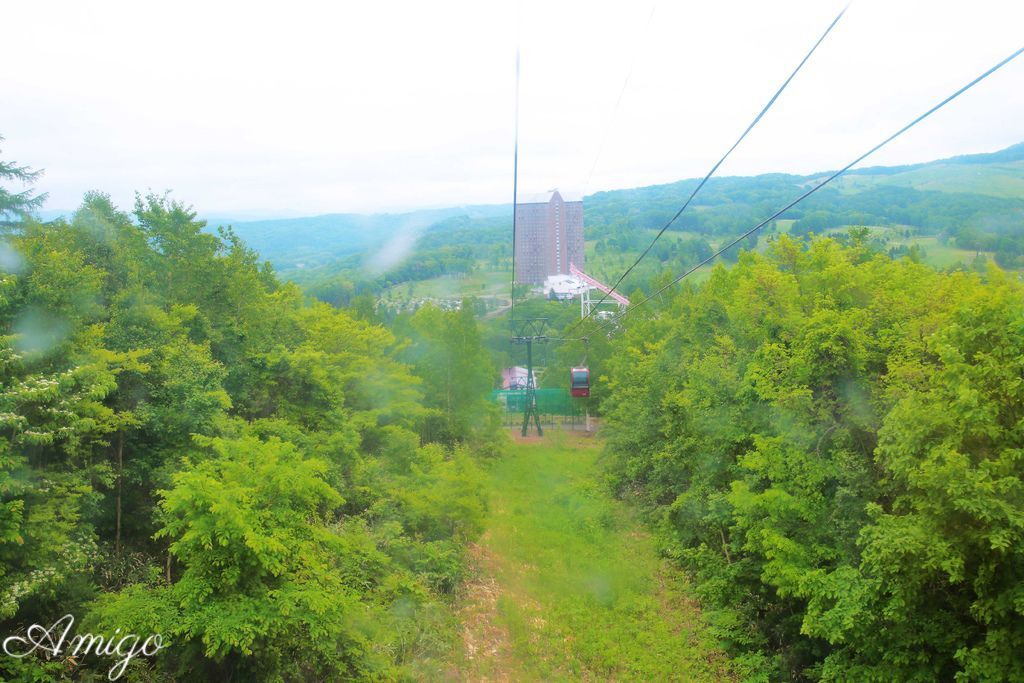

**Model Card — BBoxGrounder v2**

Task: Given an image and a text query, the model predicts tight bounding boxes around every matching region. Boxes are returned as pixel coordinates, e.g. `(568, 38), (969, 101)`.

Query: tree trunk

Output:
(115, 431), (124, 555)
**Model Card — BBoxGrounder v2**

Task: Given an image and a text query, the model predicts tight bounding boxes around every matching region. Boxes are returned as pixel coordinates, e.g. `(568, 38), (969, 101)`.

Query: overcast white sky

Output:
(3, 0), (1023, 218)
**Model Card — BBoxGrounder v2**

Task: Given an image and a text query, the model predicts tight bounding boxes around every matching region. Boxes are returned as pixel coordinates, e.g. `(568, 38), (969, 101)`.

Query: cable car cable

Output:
(581, 1), (658, 197)
(585, 42), (1024, 338)
(509, 40), (522, 328)
(565, 3), (849, 337)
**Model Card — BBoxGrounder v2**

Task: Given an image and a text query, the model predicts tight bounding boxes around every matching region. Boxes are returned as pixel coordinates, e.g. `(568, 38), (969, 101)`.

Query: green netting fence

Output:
(489, 388), (591, 429)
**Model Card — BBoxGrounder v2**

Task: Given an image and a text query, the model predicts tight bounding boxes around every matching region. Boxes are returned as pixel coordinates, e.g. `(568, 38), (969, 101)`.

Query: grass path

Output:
(453, 432), (733, 681)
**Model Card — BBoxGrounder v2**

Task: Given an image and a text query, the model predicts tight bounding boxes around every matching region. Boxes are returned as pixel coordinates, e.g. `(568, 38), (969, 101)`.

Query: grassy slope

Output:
(819, 226), (992, 268)
(378, 267), (510, 302)
(835, 160), (1024, 198)
(455, 434), (733, 681)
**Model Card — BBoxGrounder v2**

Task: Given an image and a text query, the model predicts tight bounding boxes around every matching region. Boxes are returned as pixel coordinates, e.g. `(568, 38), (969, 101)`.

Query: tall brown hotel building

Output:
(514, 190), (585, 285)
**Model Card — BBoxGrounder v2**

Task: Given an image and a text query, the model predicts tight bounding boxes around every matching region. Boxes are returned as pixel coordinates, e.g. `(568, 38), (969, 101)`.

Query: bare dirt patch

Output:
(453, 540), (516, 681)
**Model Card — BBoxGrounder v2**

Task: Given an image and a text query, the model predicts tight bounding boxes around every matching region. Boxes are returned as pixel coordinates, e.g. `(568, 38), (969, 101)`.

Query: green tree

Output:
(0, 153), (491, 680)
(601, 234), (1024, 680)
(403, 300), (500, 449)
(90, 435), (390, 681)
(0, 137), (46, 225)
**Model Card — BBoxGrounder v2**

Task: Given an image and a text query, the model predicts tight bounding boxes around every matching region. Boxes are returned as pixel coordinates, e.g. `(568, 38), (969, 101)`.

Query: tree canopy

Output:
(0, 168), (500, 679)
(600, 234), (1024, 681)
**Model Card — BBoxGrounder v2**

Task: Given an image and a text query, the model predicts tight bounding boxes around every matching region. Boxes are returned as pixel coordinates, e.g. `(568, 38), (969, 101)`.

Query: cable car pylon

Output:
(511, 318), (548, 436)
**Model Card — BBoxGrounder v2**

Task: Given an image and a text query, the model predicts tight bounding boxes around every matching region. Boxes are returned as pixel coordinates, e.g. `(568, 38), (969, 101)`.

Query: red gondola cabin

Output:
(570, 367), (590, 397)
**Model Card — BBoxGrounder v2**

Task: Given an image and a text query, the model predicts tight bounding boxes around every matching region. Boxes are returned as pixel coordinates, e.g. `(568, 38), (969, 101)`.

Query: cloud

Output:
(0, 242), (25, 274)
(364, 216), (435, 276)
(2, 0), (1022, 216)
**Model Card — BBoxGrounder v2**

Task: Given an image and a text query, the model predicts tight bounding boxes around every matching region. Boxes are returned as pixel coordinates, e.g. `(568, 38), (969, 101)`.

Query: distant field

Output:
(817, 225), (993, 269)
(900, 236), (988, 268)
(835, 160), (1024, 198)
(379, 265), (510, 302)
(376, 224), (1001, 312)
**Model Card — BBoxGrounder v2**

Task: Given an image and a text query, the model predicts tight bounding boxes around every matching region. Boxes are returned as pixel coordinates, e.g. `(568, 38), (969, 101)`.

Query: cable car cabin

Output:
(570, 367), (590, 398)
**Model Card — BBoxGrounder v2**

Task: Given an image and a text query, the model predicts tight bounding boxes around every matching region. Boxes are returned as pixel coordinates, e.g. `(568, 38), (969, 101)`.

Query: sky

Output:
(3, 0), (1023, 218)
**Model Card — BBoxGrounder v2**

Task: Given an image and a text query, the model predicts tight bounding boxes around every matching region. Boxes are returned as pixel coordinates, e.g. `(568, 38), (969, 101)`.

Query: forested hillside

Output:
(0, 175), (502, 679)
(247, 142), (1024, 308)
(229, 205), (511, 274)
(598, 234), (1024, 680)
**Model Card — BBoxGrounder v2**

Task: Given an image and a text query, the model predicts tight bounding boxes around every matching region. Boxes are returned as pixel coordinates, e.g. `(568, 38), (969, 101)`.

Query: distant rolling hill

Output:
(834, 161), (1024, 198)
(832, 142), (1024, 198)
(216, 205), (510, 272)
(209, 142), (1024, 277)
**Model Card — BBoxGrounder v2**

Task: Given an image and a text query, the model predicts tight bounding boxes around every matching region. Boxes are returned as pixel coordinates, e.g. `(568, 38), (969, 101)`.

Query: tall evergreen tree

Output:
(0, 136), (46, 225)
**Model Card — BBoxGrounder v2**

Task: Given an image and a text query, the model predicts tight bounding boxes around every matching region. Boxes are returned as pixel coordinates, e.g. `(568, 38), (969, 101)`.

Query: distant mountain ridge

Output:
(843, 141), (1024, 176)
(208, 141), (1024, 272)
(218, 204), (509, 271)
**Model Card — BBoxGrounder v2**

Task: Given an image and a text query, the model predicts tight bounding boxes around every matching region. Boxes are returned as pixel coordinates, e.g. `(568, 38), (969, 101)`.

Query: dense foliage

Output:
(4, 133), (1023, 681)
(0, 184), (498, 680)
(601, 233), (1024, 680)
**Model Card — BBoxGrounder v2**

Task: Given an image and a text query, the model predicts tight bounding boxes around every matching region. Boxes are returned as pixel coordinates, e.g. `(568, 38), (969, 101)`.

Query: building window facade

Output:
(514, 190), (584, 285)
